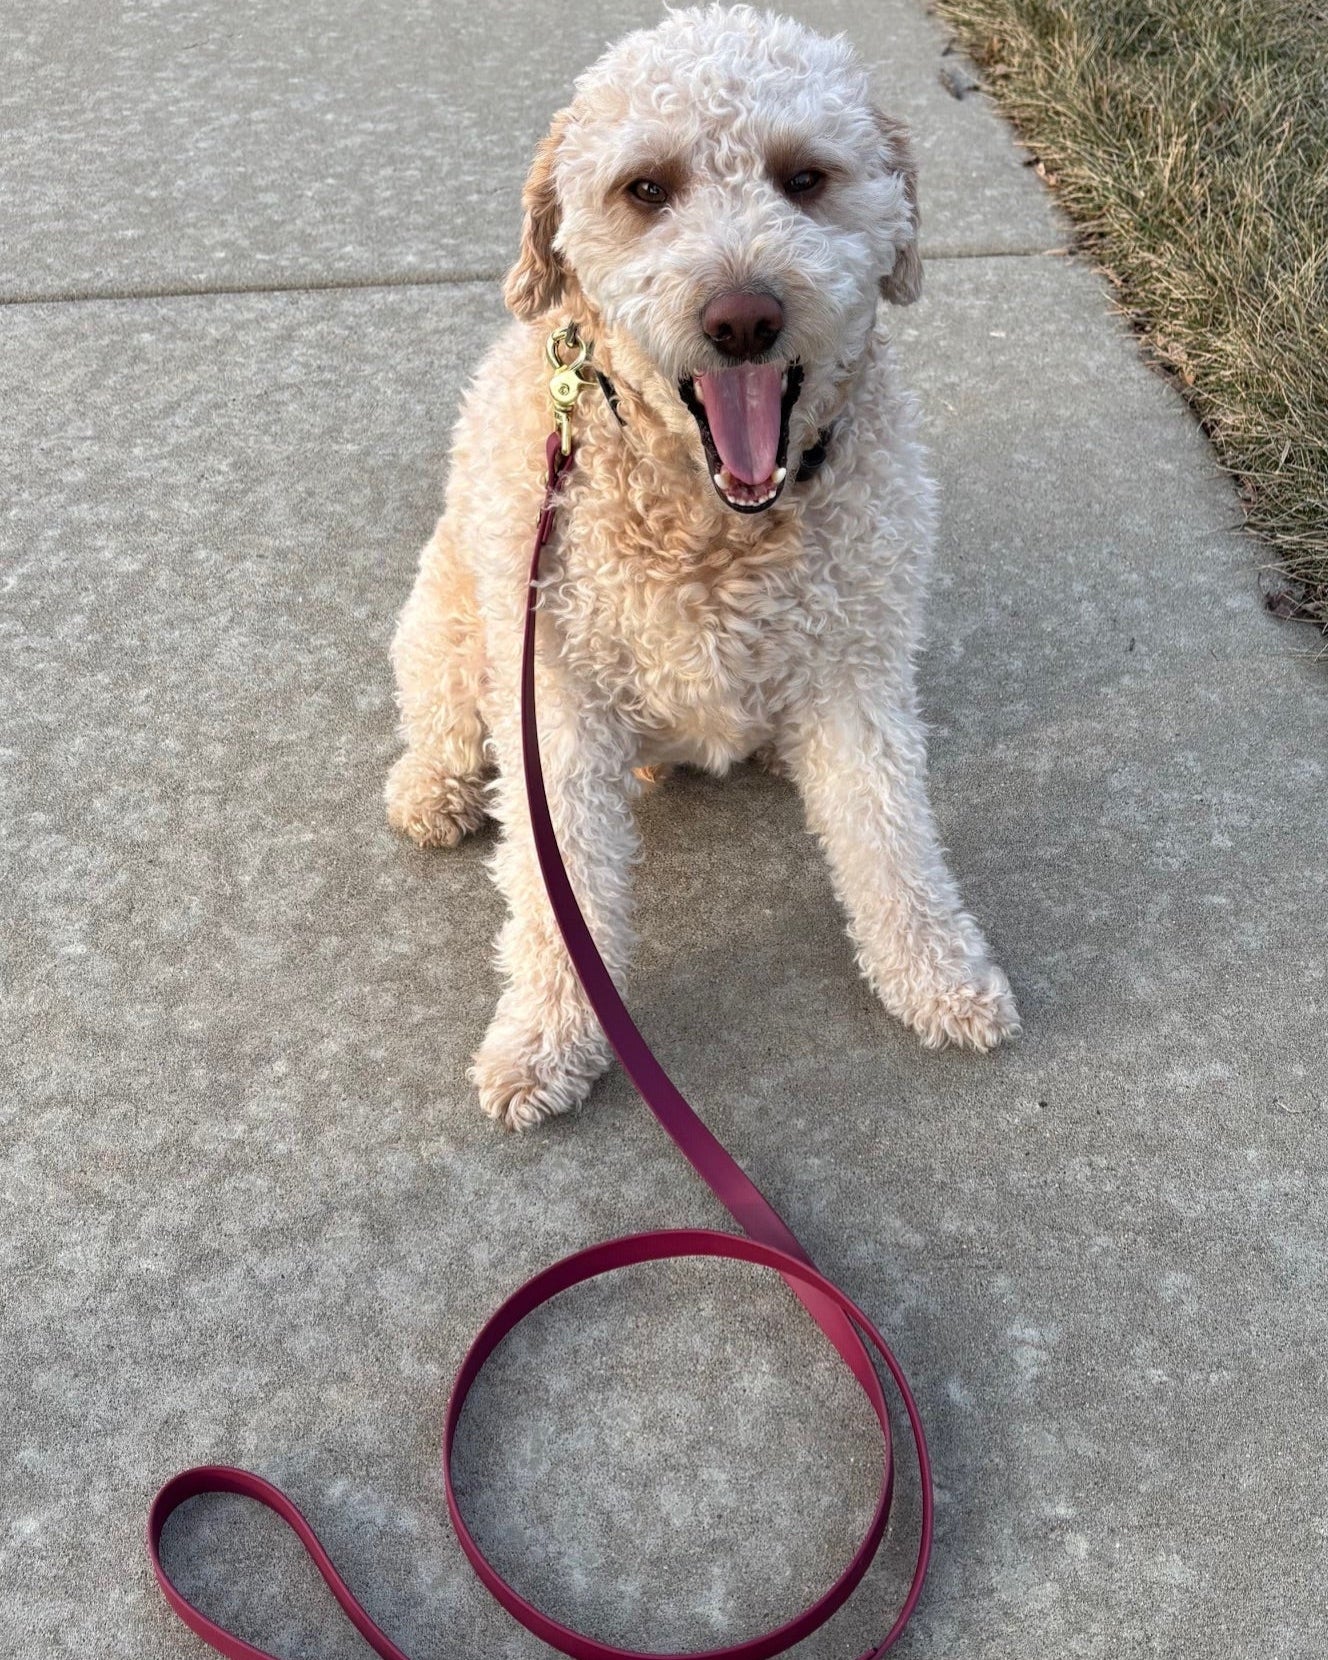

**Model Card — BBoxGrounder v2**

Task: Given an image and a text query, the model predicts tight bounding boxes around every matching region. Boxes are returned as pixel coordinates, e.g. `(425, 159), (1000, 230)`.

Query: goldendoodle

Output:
(386, 4), (1019, 1129)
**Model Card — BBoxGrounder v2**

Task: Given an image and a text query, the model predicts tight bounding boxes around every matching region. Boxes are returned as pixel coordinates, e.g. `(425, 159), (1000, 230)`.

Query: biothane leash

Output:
(146, 324), (934, 1660)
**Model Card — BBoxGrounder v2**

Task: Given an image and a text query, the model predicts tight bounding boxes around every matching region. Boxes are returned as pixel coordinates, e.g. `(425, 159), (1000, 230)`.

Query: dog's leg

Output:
(782, 687), (1020, 1051)
(385, 518), (490, 847)
(472, 677), (639, 1130)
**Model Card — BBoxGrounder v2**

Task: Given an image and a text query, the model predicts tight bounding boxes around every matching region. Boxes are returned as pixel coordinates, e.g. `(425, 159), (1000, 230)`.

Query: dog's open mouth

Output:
(679, 362), (803, 513)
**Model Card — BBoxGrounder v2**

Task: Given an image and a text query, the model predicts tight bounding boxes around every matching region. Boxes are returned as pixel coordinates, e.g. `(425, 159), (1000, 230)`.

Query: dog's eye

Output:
(627, 178), (669, 207)
(784, 168), (826, 199)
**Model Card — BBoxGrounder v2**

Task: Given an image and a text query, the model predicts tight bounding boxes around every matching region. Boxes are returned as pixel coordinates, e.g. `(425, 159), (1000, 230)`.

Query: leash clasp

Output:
(546, 323), (593, 455)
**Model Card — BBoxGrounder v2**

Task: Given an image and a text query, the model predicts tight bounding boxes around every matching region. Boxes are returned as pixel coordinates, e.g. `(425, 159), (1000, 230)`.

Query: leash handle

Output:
(146, 432), (932, 1660)
(148, 1466), (412, 1660)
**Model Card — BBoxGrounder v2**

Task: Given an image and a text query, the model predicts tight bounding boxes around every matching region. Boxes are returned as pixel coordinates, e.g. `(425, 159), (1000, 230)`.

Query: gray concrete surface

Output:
(2, 3), (1325, 1659)
(1, 0), (1059, 303)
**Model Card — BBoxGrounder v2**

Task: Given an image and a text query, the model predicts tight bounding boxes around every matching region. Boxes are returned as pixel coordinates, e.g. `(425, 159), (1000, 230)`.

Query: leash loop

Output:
(146, 419), (933, 1660)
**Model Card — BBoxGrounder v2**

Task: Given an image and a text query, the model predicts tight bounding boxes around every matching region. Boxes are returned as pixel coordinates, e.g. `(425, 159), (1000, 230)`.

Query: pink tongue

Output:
(694, 362), (783, 485)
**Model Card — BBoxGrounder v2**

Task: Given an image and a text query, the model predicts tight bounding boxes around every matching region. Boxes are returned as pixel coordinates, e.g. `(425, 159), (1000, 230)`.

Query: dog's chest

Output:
(555, 496), (818, 763)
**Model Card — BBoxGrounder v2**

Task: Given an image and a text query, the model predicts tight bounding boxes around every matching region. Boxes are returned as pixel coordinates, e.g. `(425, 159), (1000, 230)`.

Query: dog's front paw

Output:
(384, 751), (488, 848)
(470, 1018), (609, 1132)
(893, 961), (1021, 1052)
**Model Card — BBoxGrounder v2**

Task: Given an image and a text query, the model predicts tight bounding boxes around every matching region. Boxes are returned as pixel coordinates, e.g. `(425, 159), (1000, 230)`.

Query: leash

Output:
(146, 327), (933, 1660)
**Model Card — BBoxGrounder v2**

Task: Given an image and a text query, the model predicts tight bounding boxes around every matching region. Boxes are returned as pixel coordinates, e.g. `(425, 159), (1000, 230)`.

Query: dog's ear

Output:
(874, 111), (922, 306)
(504, 108), (575, 322)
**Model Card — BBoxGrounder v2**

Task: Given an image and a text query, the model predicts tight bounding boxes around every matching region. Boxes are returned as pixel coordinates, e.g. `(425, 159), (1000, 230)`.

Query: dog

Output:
(385, 4), (1020, 1130)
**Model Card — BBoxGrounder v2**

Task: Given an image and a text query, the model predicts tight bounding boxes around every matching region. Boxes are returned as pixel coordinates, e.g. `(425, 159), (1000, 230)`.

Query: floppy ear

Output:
(874, 111), (922, 306)
(503, 108), (574, 321)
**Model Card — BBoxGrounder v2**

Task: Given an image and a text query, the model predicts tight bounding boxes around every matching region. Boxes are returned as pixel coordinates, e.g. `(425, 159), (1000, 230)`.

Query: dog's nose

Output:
(701, 290), (784, 361)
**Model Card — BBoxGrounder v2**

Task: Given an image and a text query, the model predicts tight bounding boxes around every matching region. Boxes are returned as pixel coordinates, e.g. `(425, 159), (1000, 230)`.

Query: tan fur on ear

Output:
(874, 111), (922, 305)
(503, 108), (575, 321)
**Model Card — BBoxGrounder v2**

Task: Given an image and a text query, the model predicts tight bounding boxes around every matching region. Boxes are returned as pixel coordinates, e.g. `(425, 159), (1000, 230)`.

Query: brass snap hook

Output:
(545, 323), (589, 374)
(546, 323), (594, 455)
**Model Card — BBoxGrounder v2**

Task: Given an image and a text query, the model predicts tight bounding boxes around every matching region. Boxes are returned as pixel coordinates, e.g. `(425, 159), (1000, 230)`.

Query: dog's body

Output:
(387, 5), (1019, 1128)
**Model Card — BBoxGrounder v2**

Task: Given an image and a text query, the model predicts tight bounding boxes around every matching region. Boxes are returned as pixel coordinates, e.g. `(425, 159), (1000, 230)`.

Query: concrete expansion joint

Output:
(0, 251), (1069, 310)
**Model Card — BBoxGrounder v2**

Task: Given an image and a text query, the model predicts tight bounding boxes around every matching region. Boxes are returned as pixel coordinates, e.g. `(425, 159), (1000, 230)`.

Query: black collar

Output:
(595, 369), (625, 426)
(595, 370), (834, 484)
(794, 432), (831, 483)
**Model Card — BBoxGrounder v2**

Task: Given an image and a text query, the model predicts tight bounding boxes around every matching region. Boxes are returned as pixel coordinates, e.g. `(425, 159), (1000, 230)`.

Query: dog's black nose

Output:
(702, 290), (784, 361)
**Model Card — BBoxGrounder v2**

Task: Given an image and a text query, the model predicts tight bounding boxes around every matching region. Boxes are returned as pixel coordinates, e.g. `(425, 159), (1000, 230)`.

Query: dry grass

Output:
(931, 0), (1328, 632)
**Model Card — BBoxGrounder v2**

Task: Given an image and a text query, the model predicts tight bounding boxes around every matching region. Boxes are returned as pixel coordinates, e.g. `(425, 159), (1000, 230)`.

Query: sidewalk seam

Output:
(0, 249), (1068, 310)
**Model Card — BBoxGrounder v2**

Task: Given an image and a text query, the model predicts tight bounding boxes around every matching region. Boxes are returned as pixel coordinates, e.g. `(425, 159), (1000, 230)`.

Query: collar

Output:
(593, 369), (835, 484)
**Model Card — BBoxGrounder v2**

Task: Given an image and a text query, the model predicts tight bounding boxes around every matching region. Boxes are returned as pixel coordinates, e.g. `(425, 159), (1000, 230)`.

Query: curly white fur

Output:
(386, 5), (1019, 1130)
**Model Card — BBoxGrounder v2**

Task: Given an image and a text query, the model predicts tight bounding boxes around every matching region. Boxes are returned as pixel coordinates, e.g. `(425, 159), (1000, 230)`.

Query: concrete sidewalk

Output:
(3, 3), (1324, 1657)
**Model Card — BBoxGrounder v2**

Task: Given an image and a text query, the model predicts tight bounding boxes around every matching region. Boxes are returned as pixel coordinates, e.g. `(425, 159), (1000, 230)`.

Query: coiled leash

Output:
(146, 325), (933, 1660)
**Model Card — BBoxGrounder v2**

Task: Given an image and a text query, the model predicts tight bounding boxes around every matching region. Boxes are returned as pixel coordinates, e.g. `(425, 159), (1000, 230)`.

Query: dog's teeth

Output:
(713, 470), (726, 487)
(781, 372), (788, 393)
(772, 466), (786, 484)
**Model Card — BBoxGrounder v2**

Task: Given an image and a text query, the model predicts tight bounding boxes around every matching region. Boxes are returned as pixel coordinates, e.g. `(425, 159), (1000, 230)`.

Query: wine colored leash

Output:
(146, 327), (933, 1660)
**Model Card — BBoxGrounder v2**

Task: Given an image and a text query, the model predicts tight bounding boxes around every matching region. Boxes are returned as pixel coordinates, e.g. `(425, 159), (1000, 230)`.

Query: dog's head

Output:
(504, 4), (921, 515)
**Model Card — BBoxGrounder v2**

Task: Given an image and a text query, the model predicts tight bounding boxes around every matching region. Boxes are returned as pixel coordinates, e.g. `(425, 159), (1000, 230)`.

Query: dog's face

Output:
(504, 5), (921, 515)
